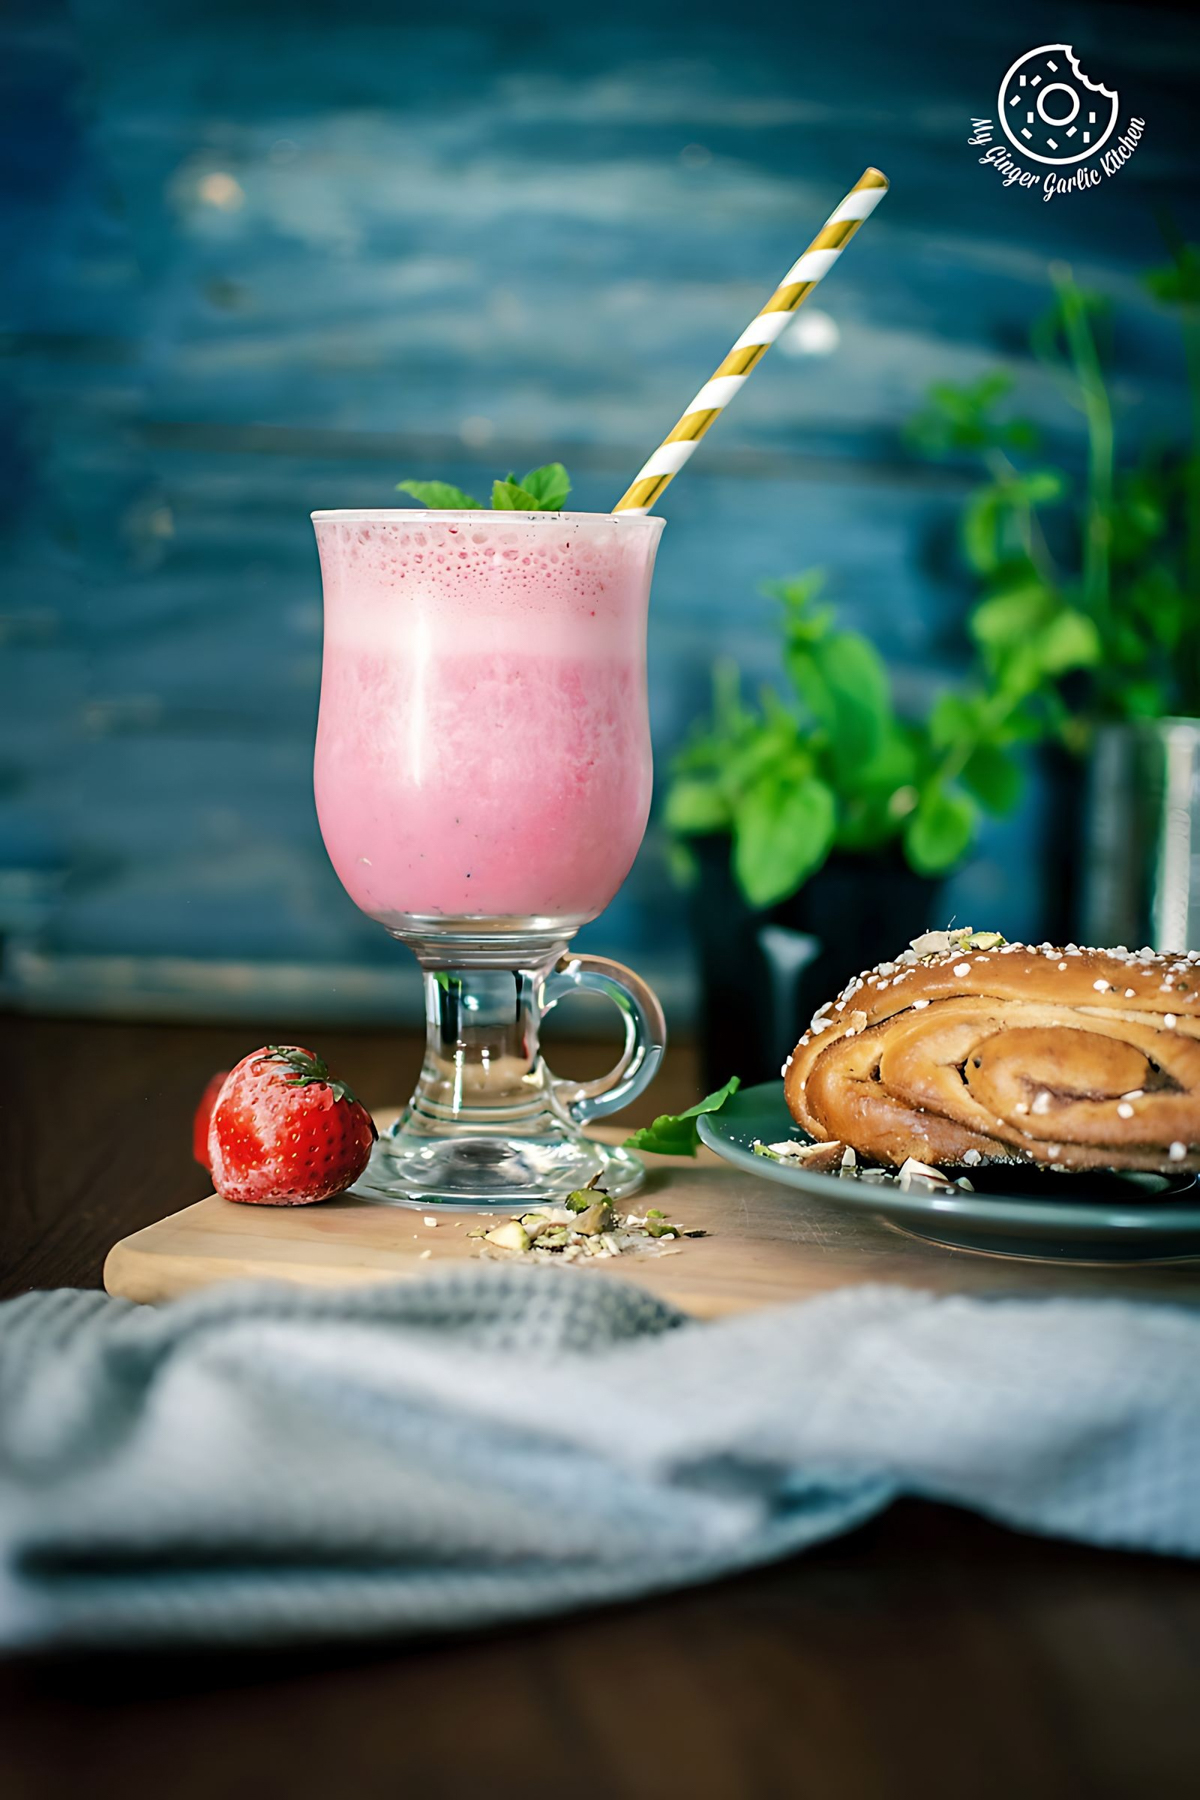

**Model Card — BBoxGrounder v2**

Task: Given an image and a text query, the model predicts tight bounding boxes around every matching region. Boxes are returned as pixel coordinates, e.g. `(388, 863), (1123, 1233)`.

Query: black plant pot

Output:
(1039, 739), (1086, 945)
(688, 837), (944, 1092)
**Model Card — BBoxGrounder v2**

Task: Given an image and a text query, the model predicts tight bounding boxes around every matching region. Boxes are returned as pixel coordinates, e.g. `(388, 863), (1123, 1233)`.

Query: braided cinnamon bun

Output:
(783, 932), (1200, 1174)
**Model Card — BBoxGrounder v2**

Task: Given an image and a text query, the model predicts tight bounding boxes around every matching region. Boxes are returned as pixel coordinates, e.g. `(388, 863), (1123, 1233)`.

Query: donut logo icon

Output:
(998, 44), (1119, 166)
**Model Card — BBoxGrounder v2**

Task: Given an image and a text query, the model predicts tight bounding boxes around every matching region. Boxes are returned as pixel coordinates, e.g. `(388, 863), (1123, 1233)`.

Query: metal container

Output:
(1081, 719), (1200, 951)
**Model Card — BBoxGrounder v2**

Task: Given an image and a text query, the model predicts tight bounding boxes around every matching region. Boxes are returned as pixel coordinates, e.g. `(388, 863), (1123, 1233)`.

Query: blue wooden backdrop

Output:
(2, 0), (1198, 1020)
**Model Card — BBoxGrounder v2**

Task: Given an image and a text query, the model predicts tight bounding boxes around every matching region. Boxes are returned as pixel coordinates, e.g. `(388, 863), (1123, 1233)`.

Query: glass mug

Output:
(312, 509), (667, 1207)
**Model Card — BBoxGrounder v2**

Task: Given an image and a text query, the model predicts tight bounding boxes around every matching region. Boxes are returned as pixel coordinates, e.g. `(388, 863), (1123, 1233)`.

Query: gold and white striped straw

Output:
(613, 167), (889, 514)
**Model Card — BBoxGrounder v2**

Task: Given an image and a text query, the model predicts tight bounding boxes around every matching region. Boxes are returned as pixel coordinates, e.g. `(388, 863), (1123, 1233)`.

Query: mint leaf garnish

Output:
(394, 464), (573, 512)
(396, 480), (482, 509)
(492, 478), (542, 510)
(519, 462), (571, 510)
(623, 1076), (741, 1157)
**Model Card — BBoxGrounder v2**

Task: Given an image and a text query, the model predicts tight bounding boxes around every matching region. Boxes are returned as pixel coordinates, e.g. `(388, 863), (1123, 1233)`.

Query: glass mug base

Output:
(351, 1126), (648, 1210)
(349, 925), (666, 1211)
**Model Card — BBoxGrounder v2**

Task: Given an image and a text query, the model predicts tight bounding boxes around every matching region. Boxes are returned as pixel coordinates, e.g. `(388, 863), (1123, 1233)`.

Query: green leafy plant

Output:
(668, 245), (1200, 919)
(397, 463), (572, 512)
(909, 244), (1200, 728)
(664, 573), (1029, 909)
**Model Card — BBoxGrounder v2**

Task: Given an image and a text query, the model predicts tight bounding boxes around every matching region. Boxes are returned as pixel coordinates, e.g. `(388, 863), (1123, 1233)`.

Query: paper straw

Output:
(613, 168), (889, 514)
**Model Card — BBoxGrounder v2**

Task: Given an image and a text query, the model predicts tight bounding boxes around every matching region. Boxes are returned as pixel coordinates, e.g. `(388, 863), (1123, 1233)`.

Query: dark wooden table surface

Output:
(3, 1012), (1199, 1800)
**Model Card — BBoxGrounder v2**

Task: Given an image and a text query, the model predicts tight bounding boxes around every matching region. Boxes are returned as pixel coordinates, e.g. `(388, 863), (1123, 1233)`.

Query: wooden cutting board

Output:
(105, 1128), (1200, 1318)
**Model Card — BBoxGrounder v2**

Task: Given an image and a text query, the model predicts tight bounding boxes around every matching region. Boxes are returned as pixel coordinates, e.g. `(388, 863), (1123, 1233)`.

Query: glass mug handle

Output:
(541, 954), (667, 1126)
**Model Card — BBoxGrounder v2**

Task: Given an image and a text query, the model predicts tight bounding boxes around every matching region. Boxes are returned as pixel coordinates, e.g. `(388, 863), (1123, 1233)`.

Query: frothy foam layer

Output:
(316, 515), (662, 652)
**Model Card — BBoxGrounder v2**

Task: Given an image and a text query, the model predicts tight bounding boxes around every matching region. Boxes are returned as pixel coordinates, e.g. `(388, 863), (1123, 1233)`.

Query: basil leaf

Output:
(664, 777), (732, 836)
(904, 785), (975, 875)
(396, 480), (482, 509)
(961, 742), (1022, 814)
(733, 773), (836, 910)
(928, 690), (980, 752)
(623, 1076), (742, 1157)
(1033, 608), (1102, 674)
(813, 632), (891, 778)
(970, 584), (1053, 654)
(492, 479), (542, 510)
(520, 462), (571, 510)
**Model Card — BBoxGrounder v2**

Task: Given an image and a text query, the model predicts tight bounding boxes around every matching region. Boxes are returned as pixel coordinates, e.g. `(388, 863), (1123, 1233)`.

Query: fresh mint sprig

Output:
(507, 463), (572, 509)
(623, 1076), (741, 1158)
(491, 479), (541, 511)
(396, 480), (482, 510)
(397, 463), (572, 513)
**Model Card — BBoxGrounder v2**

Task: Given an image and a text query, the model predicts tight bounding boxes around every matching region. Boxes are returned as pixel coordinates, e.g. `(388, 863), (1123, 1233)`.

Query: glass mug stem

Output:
(353, 942), (667, 1208)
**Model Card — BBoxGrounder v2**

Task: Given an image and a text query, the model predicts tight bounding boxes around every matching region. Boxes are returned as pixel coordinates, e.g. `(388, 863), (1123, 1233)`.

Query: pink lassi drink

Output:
(313, 511), (664, 930)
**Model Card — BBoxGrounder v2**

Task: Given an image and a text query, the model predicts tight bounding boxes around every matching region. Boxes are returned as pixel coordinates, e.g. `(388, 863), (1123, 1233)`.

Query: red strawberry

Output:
(193, 1070), (230, 1171)
(208, 1045), (376, 1206)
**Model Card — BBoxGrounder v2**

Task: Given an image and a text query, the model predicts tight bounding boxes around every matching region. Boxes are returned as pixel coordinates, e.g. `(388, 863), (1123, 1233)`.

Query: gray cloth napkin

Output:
(1, 1269), (1198, 1651)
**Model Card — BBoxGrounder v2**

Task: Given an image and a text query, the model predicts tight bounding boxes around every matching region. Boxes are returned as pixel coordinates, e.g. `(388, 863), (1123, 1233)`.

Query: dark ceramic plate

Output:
(696, 1082), (1200, 1263)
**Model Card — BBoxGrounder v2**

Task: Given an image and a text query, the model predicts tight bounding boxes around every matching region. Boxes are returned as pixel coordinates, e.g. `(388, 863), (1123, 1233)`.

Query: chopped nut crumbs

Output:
(469, 1193), (707, 1263)
(753, 1139), (976, 1191)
